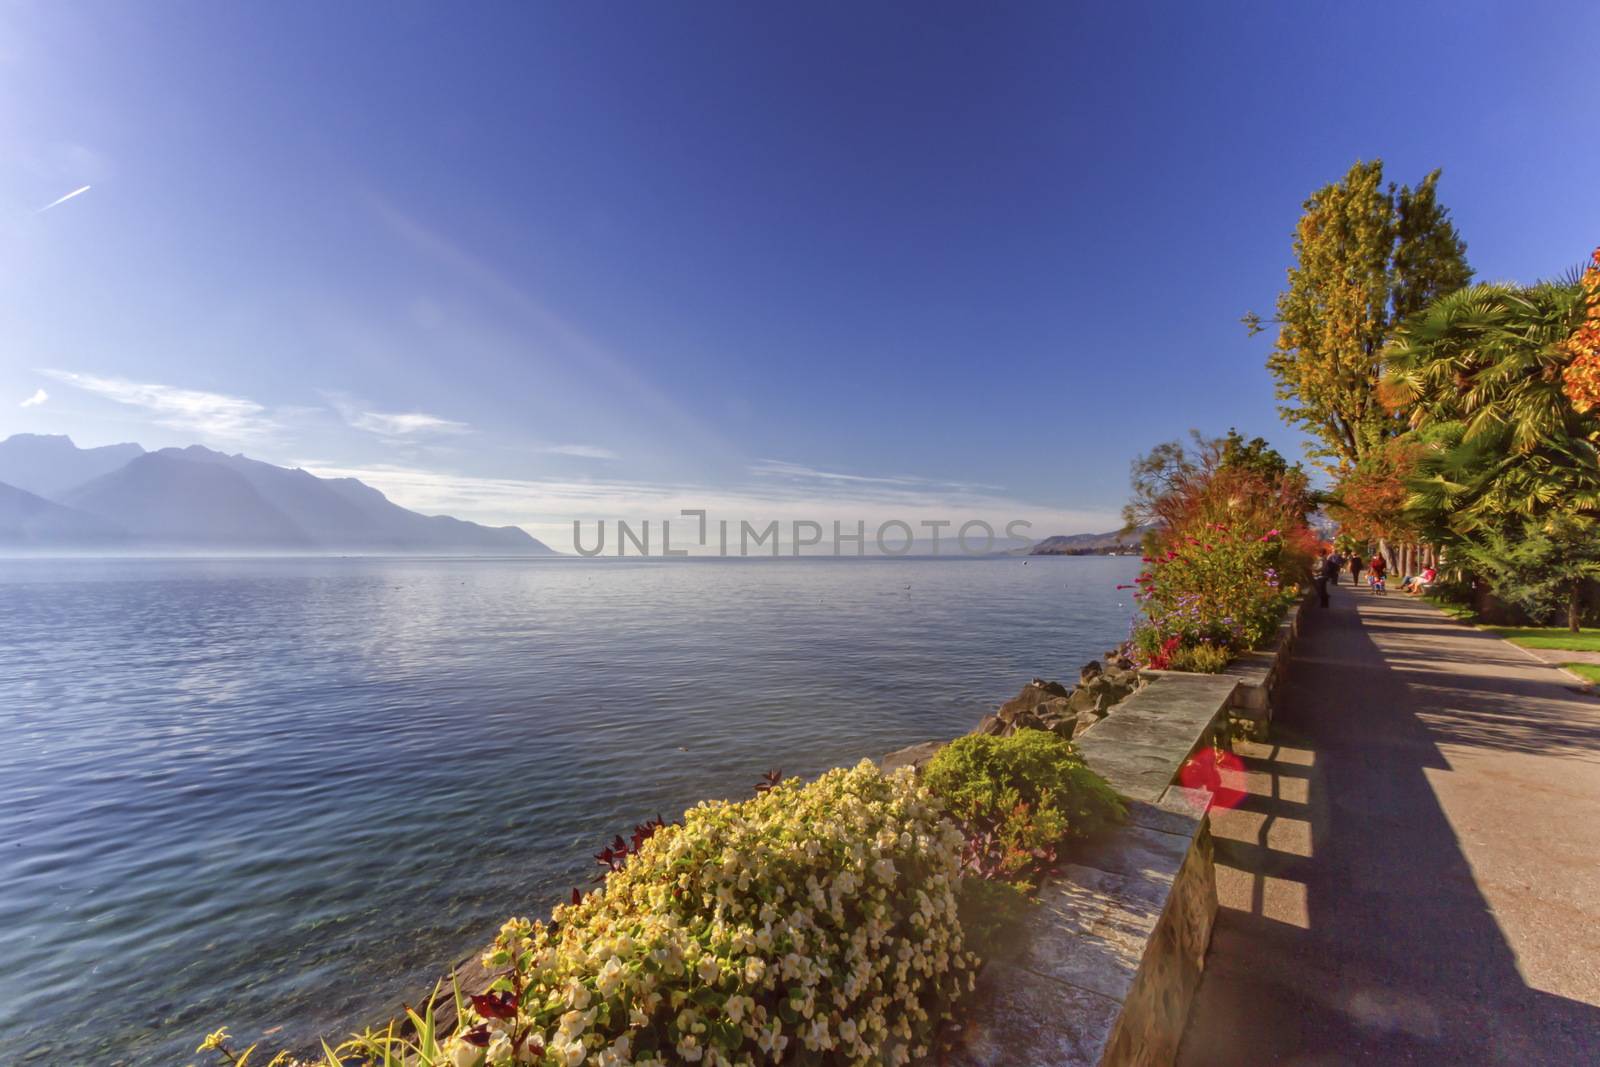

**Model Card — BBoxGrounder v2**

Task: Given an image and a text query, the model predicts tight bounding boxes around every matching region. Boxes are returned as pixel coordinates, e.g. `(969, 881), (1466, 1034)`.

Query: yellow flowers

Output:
(200, 762), (981, 1066)
(197, 1028), (232, 1053)
(438, 760), (976, 1065)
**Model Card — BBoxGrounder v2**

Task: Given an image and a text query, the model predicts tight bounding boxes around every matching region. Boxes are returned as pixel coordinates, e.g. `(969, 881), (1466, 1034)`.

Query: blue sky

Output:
(3, 2), (1597, 549)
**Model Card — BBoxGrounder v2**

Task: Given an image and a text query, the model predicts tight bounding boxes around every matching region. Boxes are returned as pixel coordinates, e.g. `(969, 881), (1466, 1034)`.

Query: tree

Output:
(1452, 516), (1600, 632)
(1383, 280), (1599, 533)
(1124, 429), (1301, 530)
(1125, 429), (1313, 553)
(1560, 249), (1600, 415)
(1380, 274), (1600, 629)
(1326, 437), (1423, 546)
(1246, 160), (1471, 471)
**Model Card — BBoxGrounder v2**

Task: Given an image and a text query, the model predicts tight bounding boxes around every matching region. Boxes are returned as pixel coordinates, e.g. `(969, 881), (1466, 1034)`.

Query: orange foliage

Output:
(1329, 439), (1424, 544)
(1561, 247), (1600, 415)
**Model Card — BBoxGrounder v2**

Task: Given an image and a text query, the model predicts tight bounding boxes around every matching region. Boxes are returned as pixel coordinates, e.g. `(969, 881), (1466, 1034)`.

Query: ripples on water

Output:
(0, 554), (1140, 1064)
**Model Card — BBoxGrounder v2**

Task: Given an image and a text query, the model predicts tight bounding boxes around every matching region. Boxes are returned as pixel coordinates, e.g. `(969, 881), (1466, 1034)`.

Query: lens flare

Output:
(1177, 745), (1248, 810)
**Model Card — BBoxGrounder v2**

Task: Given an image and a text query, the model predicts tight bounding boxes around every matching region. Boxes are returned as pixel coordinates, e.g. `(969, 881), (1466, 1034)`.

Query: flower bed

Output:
(1125, 524), (1305, 672)
(203, 744), (1120, 1067)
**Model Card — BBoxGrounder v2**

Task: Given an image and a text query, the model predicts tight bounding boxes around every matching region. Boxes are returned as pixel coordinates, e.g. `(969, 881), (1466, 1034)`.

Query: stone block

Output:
(943, 963), (1123, 1067)
(1019, 868), (1166, 1001)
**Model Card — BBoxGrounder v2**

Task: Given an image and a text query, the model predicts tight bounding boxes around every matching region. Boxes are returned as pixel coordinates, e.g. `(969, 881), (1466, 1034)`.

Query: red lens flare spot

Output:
(1177, 746), (1248, 810)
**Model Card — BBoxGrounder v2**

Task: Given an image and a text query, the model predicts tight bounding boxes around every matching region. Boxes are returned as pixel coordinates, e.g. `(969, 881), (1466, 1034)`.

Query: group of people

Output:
(1312, 546), (1436, 607)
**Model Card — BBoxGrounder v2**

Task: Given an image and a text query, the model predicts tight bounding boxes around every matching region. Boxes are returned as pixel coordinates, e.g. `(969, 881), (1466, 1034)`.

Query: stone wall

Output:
(945, 785), (1217, 1066)
(1218, 598), (1306, 741)
(928, 658), (1268, 1065)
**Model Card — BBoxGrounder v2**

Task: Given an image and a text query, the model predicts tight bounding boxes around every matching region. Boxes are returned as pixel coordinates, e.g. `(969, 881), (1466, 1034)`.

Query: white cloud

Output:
(322, 392), (469, 439)
(19, 388), (47, 408)
(41, 370), (275, 439)
(749, 459), (1006, 494)
(34, 184), (91, 214)
(348, 410), (469, 436)
(749, 459), (925, 487)
(544, 444), (618, 460)
(297, 460), (1120, 555)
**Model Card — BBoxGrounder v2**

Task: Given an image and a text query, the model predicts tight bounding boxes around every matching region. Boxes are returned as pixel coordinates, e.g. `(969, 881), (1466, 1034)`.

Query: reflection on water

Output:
(0, 554), (1139, 1064)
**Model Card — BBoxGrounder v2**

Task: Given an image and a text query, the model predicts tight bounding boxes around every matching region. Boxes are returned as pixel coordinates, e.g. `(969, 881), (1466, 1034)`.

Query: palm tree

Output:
(1381, 279), (1599, 627)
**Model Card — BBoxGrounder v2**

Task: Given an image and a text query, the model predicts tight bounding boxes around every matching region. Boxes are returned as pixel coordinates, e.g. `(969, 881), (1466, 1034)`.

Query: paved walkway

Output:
(1176, 585), (1600, 1065)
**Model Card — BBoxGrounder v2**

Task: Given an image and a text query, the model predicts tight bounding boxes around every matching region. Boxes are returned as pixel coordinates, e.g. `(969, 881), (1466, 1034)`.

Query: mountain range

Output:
(1026, 525), (1153, 555)
(0, 434), (555, 554)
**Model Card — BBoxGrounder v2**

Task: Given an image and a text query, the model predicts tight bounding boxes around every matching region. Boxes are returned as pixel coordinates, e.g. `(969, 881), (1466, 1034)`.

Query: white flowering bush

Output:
(213, 760), (978, 1067)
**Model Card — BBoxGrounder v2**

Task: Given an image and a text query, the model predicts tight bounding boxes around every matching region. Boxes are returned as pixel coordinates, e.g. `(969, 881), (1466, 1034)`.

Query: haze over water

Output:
(0, 554), (1138, 1065)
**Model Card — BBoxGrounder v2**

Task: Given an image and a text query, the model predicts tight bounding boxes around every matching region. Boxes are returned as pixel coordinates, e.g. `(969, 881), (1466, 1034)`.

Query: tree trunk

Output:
(1378, 537), (1396, 572)
(1569, 581), (1583, 633)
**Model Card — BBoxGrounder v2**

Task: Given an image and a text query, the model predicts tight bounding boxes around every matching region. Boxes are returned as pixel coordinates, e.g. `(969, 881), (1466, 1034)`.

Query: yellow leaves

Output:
(1560, 248), (1600, 415)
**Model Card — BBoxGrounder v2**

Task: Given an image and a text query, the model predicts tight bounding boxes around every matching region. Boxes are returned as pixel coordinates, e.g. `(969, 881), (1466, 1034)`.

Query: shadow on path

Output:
(1176, 587), (1600, 1065)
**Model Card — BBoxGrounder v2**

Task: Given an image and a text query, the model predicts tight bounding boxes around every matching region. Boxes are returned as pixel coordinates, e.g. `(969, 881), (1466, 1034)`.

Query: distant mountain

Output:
(63, 450), (316, 548)
(0, 434), (555, 554)
(0, 480), (127, 545)
(0, 433), (144, 499)
(1027, 525), (1153, 555)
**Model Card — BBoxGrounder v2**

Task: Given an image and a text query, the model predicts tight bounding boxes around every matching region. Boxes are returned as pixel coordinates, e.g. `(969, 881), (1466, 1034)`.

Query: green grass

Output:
(1560, 662), (1600, 684)
(1419, 593), (1600, 650)
(1424, 593), (1478, 622)
(1486, 627), (1600, 652)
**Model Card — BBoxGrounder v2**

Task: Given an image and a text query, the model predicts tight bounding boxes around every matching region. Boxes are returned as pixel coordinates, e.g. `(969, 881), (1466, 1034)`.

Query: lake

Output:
(0, 554), (1140, 1064)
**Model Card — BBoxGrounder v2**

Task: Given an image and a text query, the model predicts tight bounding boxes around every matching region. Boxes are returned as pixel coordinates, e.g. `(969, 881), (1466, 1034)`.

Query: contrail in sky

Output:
(35, 185), (91, 214)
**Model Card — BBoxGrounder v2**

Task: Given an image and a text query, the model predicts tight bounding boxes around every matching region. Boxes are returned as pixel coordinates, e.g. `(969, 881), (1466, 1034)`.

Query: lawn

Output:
(1424, 594), (1477, 622)
(1486, 627), (1600, 652)
(1558, 662), (1600, 684)
(1420, 593), (1600, 651)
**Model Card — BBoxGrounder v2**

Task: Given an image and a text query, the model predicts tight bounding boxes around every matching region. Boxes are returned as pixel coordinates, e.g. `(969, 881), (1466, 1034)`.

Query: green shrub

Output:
(1167, 642), (1231, 673)
(208, 762), (977, 1067)
(922, 731), (1123, 882)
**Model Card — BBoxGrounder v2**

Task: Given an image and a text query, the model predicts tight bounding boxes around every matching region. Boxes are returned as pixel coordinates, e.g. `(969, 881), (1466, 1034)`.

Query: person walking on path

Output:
(1348, 553), (1364, 588)
(1369, 553), (1387, 594)
(1313, 548), (1335, 607)
(1327, 549), (1346, 585)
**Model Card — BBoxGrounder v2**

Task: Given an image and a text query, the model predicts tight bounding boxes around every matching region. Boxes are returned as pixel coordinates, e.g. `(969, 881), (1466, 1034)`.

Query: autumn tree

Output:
(1560, 248), (1600, 415)
(1246, 160), (1471, 472)
(1325, 438), (1423, 546)
(1125, 429), (1312, 538)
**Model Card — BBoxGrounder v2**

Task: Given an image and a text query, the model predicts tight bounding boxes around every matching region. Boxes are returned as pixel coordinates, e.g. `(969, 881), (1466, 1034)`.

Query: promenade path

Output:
(1175, 584), (1600, 1064)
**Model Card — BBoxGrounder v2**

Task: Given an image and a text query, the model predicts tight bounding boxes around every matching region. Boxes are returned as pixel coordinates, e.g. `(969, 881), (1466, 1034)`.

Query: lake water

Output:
(0, 554), (1140, 1065)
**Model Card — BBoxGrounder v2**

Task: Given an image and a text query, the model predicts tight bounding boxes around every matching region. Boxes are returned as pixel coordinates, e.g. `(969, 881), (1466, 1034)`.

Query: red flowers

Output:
(1146, 635), (1183, 670)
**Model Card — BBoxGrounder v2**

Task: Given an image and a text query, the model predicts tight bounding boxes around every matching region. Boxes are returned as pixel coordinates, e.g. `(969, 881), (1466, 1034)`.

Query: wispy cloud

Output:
(749, 459), (1006, 494)
(297, 460), (1120, 554)
(749, 459), (928, 488)
(41, 370), (276, 439)
(544, 444), (618, 460)
(35, 184), (91, 214)
(19, 388), (47, 408)
(349, 410), (469, 436)
(323, 391), (469, 440)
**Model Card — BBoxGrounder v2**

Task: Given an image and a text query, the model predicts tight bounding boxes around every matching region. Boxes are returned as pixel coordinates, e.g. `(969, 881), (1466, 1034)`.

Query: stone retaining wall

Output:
(941, 668), (1242, 1067)
(1218, 598), (1306, 741)
(946, 785), (1216, 1066)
